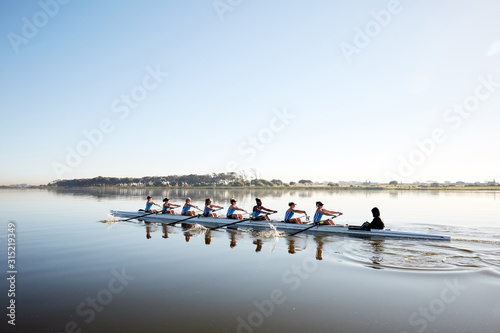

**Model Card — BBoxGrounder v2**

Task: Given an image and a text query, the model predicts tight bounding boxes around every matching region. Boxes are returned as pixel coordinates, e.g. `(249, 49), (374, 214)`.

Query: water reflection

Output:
(253, 239), (263, 252)
(368, 240), (385, 269)
(162, 224), (169, 239)
(100, 204), (500, 273)
(229, 232), (237, 249)
(287, 239), (296, 254)
(205, 231), (212, 245)
(47, 187), (409, 202)
(314, 236), (325, 261)
(132, 222), (338, 262)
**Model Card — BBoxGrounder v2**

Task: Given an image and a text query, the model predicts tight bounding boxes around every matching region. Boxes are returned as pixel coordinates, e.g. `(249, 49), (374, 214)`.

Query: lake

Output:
(1, 188), (499, 333)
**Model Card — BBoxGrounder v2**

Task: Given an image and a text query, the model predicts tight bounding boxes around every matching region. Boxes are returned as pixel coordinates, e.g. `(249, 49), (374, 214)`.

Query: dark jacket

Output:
(368, 216), (384, 230)
(362, 207), (384, 230)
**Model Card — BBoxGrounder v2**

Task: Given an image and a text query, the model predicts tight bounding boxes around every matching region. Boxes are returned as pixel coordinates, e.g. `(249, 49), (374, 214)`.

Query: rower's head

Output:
(255, 198), (262, 205)
(205, 197), (211, 205)
(230, 198), (236, 204)
(316, 201), (324, 207)
(371, 207), (380, 217)
(288, 202), (296, 207)
(186, 197), (191, 203)
(163, 198), (169, 203)
(147, 196), (152, 201)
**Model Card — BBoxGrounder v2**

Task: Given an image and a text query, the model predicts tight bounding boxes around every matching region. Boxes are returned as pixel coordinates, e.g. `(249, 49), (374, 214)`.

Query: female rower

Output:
(181, 197), (200, 216)
(145, 196), (161, 213)
(314, 201), (342, 225)
(162, 198), (180, 214)
(203, 198), (223, 217)
(284, 202), (307, 224)
(251, 198), (276, 221)
(226, 198), (248, 220)
(360, 207), (385, 230)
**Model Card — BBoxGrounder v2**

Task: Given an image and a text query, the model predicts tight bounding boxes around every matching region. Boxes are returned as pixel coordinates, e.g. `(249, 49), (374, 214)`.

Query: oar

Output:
(209, 211), (255, 231)
(161, 205), (182, 213)
(289, 214), (340, 236)
(120, 210), (159, 222)
(161, 208), (205, 225)
(204, 207), (224, 215)
(279, 214), (310, 223)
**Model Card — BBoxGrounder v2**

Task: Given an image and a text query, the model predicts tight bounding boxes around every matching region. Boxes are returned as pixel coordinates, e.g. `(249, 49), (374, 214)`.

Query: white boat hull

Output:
(110, 210), (451, 240)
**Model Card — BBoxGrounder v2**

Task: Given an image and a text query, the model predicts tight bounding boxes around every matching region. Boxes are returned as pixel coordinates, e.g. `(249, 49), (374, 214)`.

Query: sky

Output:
(1, 0), (499, 185)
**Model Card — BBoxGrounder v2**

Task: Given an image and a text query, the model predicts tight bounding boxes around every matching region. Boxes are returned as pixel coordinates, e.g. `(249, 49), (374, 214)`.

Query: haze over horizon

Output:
(1, 0), (499, 186)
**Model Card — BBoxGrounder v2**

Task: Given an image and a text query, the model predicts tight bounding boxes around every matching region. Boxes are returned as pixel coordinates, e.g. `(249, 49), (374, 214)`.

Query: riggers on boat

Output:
(110, 210), (451, 241)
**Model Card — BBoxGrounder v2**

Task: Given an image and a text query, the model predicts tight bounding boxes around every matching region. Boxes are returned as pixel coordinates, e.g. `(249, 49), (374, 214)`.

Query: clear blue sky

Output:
(1, 0), (499, 185)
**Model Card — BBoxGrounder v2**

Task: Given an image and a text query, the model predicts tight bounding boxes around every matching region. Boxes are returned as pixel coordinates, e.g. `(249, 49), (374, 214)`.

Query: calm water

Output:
(1, 188), (499, 333)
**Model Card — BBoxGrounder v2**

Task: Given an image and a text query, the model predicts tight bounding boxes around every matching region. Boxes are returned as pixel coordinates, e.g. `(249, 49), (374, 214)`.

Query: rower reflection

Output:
(253, 239), (263, 252)
(229, 232), (237, 248)
(314, 236), (325, 260)
(369, 240), (385, 269)
(287, 239), (296, 254)
(145, 223), (154, 239)
(162, 224), (169, 239)
(205, 231), (212, 245)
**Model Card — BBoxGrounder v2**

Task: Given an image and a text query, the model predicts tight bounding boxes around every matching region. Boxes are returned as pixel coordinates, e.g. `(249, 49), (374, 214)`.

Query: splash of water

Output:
(190, 223), (208, 231)
(267, 222), (286, 253)
(101, 214), (120, 223)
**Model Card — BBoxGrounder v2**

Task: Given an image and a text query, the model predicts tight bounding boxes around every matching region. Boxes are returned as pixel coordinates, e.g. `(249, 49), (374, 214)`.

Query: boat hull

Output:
(110, 210), (451, 240)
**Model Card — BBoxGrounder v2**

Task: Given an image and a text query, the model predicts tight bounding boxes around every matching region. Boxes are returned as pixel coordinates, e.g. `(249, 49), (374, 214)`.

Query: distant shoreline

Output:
(2, 185), (500, 191)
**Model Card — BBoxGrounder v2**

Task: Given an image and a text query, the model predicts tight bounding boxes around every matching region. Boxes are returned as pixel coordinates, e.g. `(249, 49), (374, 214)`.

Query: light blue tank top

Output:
(227, 207), (235, 217)
(314, 210), (323, 223)
(252, 205), (261, 218)
(182, 206), (191, 215)
(203, 205), (212, 216)
(145, 202), (153, 211)
(284, 211), (294, 222)
(162, 204), (172, 214)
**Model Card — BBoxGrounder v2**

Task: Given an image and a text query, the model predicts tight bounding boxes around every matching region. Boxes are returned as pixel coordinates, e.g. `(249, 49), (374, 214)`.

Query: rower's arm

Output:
(236, 206), (248, 213)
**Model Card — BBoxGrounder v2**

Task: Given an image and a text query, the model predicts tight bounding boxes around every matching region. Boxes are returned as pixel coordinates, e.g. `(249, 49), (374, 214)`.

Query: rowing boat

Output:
(110, 210), (451, 240)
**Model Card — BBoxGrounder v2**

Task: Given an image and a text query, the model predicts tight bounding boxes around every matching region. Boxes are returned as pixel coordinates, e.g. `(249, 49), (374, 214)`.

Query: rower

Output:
(181, 197), (200, 216)
(162, 198), (180, 214)
(251, 198), (276, 221)
(314, 201), (342, 225)
(145, 196), (161, 213)
(203, 198), (223, 217)
(226, 198), (248, 220)
(360, 207), (385, 230)
(284, 202), (307, 224)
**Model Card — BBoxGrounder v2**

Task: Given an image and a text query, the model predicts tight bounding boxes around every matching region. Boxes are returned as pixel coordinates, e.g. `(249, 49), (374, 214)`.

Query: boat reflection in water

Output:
(134, 221), (335, 261)
(104, 219), (500, 274)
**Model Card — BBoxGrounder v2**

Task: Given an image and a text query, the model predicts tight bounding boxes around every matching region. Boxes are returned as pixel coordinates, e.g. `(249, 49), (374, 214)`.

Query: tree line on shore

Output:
(47, 174), (316, 188)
